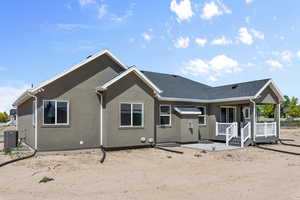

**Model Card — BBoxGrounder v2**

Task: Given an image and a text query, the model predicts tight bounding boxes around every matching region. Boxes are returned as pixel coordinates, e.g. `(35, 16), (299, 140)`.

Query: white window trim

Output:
(120, 102), (144, 128)
(159, 104), (172, 126)
(42, 100), (70, 126)
(220, 106), (237, 123)
(243, 106), (250, 120)
(198, 106), (207, 126)
(32, 100), (36, 126)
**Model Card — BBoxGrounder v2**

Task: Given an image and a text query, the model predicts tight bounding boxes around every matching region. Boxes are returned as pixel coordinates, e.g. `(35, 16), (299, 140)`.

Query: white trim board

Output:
(97, 67), (162, 94)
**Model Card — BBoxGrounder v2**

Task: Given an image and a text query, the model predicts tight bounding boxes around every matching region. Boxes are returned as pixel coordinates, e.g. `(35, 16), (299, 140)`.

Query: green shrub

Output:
(39, 177), (54, 183)
(4, 147), (11, 155)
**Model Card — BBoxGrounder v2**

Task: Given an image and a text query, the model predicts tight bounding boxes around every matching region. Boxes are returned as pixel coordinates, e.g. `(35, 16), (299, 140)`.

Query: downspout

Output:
(249, 98), (256, 142)
(27, 92), (38, 150)
(96, 90), (106, 163)
(96, 91), (103, 147)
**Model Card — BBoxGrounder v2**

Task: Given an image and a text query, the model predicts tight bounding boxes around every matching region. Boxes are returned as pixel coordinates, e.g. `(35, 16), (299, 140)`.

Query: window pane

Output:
(198, 116), (205, 125)
(44, 101), (55, 124)
(160, 106), (170, 114)
(221, 108), (226, 123)
(133, 104), (142, 126)
(121, 104), (131, 126)
(160, 116), (170, 125)
(198, 107), (205, 115)
(57, 102), (68, 124)
(228, 108), (234, 123)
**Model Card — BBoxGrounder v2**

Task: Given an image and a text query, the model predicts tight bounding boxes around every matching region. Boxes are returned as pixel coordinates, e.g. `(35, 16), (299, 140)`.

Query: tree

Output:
(0, 112), (9, 123)
(287, 105), (300, 118)
(280, 95), (290, 118)
(261, 104), (275, 118)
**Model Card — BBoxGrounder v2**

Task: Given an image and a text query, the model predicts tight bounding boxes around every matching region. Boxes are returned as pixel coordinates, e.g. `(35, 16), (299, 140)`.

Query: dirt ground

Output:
(0, 128), (300, 200)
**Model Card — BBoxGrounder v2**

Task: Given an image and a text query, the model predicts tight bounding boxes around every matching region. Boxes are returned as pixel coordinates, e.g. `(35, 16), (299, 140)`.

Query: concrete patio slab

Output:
(181, 142), (241, 151)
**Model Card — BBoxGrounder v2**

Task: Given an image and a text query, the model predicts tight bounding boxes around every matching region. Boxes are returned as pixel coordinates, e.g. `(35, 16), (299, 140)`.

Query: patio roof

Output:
(174, 106), (203, 115)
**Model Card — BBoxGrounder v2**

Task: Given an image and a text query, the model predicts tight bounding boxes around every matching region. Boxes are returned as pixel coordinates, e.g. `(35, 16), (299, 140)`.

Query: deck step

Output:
(229, 137), (252, 147)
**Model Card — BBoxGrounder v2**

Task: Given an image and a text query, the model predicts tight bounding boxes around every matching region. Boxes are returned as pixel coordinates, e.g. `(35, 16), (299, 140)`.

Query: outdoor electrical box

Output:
(4, 130), (18, 149)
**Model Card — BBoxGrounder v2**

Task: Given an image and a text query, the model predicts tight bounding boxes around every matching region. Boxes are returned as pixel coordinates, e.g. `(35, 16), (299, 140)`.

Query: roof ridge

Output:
(212, 78), (271, 88)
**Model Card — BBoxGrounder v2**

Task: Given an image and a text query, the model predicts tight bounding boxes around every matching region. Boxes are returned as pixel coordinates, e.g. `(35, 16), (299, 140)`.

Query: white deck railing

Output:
(255, 122), (277, 137)
(225, 122), (238, 146)
(216, 122), (235, 136)
(241, 122), (251, 148)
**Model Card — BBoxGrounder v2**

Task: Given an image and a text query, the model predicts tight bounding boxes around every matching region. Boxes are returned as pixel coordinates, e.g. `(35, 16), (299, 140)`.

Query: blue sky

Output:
(0, 0), (299, 111)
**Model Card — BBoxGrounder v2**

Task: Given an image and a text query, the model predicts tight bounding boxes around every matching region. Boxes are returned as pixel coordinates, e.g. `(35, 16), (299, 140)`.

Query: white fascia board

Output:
(12, 50), (127, 106)
(254, 80), (285, 102)
(98, 67), (162, 94)
(157, 95), (253, 103)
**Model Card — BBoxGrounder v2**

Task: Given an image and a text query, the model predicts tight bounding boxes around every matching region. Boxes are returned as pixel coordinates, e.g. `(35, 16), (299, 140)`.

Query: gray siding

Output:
(103, 72), (155, 148)
(17, 98), (35, 148)
(35, 54), (124, 151)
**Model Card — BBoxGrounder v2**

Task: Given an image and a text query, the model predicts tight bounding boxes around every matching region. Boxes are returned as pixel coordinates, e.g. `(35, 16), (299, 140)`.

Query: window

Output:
(32, 101), (36, 125)
(243, 107), (250, 120)
(198, 106), (206, 125)
(160, 105), (171, 126)
(43, 100), (69, 125)
(120, 103), (143, 127)
(220, 106), (236, 123)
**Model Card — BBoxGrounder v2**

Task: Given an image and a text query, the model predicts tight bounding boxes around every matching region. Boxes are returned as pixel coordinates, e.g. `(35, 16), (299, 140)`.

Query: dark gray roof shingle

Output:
(142, 70), (270, 100)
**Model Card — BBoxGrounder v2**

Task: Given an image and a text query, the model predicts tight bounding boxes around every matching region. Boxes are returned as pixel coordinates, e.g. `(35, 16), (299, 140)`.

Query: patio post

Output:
(250, 100), (256, 142)
(275, 103), (281, 139)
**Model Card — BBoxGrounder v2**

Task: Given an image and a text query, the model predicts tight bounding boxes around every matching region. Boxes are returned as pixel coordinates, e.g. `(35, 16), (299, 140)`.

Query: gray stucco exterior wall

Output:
(102, 72), (155, 148)
(17, 98), (35, 148)
(35, 54), (124, 151)
(155, 101), (208, 143)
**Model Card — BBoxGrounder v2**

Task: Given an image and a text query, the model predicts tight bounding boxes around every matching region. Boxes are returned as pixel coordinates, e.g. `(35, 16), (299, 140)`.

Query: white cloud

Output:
(297, 51), (300, 58)
(0, 85), (29, 112)
(195, 38), (207, 47)
(181, 55), (240, 81)
(238, 27), (253, 45)
(182, 58), (209, 76)
(142, 33), (152, 41)
(209, 55), (240, 73)
(265, 59), (283, 69)
(78, 0), (96, 7)
(211, 36), (232, 45)
(201, 1), (231, 20)
(174, 37), (190, 48)
(250, 29), (264, 40)
(97, 4), (108, 19)
(56, 24), (90, 31)
(272, 50), (294, 62)
(245, 16), (250, 24)
(208, 75), (217, 82)
(170, 0), (194, 22)
(111, 3), (135, 22)
(245, 0), (254, 4)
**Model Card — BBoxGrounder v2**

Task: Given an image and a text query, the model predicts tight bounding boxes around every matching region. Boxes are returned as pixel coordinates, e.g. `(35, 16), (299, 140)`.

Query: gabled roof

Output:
(142, 71), (284, 102)
(13, 50), (127, 106)
(141, 71), (212, 100)
(97, 67), (162, 94)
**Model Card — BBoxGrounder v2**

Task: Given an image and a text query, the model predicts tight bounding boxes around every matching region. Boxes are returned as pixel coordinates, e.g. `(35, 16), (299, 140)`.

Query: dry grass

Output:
(0, 128), (300, 200)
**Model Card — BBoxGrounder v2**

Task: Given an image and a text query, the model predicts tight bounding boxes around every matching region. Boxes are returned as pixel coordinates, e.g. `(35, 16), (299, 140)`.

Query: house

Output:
(13, 50), (284, 151)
